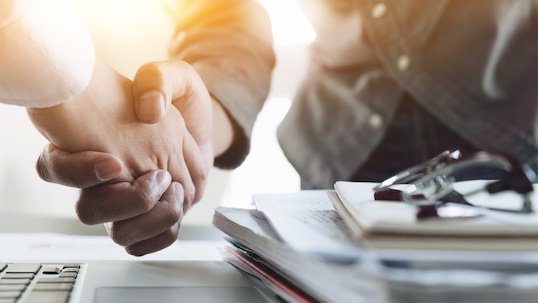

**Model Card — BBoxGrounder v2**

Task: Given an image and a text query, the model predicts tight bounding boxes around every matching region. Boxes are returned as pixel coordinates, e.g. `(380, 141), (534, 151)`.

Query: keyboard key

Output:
(59, 273), (77, 278)
(26, 290), (70, 303)
(62, 264), (80, 269)
(1, 273), (34, 279)
(0, 285), (26, 292)
(0, 279), (30, 285)
(42, 267), (62, 275)
(0, 292), (20, 299)
(33, 283), (73, 291)
(37, 277), (75, 284)
(6, 264), (41, 274)
(0, 263), (79, 303)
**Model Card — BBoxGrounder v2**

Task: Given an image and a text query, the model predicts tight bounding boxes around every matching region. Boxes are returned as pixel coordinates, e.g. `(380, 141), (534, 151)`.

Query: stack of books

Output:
(213, 182), (538, 303)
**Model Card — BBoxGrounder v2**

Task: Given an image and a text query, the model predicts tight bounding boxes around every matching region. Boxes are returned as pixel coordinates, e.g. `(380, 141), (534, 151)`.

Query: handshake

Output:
(26, 59), (231, 256)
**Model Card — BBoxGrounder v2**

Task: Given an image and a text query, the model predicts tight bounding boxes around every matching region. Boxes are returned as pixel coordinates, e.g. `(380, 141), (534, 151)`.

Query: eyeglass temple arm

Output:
(486, 176), (533, 195)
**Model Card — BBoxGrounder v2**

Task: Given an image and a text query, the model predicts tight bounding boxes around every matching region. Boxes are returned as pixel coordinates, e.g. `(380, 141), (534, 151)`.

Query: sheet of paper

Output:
(253, 191), (361, 263)
(0, 233), (223, 261)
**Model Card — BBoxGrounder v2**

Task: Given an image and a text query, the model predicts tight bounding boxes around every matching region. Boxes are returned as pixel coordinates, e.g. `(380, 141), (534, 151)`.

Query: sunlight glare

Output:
(257, 0), (315, 45)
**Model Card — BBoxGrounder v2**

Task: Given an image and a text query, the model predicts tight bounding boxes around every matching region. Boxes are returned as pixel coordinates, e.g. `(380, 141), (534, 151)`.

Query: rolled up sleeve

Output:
(168, 0), (275, 168)
(0, 0), (95, 108)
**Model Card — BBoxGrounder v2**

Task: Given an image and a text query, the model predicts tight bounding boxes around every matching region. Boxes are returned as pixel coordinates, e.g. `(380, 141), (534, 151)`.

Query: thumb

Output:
(133, 60), (213, 163)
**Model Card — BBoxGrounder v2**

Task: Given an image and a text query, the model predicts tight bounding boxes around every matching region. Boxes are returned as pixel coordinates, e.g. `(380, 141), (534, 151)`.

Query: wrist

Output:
(27, 59), (129, 152)
(26, 93), (85, 148)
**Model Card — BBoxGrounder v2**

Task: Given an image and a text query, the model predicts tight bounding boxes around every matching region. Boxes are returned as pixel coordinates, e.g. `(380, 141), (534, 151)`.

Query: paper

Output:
(253, 191), (360, 262)
(214, 206), (538, 303)
(0, 233), (223, 261)
(334, 181), (538, 236)
(213, 207), (389, 303)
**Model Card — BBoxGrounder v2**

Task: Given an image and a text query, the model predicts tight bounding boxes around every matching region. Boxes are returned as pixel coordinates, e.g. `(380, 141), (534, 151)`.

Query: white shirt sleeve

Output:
(0, 0), (95, 108)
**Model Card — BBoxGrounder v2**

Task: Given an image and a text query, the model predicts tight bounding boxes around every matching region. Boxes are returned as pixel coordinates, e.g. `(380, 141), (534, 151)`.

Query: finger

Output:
(109, 182), (184, 247)
(133, 62), (213, 154)
(133, 61), (171, 124)
(125, 224), (181, 257)
(36, 144), (123, 188)
(76, 170), (171, 225)
(166, 61), (213, 157)
(183, 132), (209, 205)
(169, 154), (196, 209)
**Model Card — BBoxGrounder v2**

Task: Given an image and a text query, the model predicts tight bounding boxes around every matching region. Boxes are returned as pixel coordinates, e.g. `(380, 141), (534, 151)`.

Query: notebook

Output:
(331, 181), (538, 251)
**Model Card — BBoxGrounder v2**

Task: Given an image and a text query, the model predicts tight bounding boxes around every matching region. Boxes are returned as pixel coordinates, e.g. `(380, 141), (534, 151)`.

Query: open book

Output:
(331, 181), (538, 251)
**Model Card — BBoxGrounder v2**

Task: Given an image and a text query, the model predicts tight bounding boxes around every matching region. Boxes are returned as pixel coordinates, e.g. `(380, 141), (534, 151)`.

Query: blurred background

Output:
(0, 0), (315, 232)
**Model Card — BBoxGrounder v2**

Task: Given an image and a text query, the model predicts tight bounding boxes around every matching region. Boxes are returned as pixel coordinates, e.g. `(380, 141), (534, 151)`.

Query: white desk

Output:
(0, 233), (263, 303)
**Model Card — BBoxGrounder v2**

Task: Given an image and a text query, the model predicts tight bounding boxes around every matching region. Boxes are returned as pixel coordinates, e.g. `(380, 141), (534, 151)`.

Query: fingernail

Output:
(156, 171), (171, 190)
(95, 158), (122, 181)
(138, 90), (165, 121)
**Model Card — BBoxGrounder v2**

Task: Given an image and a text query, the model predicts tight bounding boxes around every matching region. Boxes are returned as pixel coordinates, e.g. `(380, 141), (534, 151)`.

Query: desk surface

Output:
(0, 233), (271, 303)
(0, 233), (224, 261)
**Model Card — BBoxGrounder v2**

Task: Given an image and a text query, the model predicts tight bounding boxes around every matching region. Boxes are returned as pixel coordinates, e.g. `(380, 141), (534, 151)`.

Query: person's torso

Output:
(278, 0), (538, 188)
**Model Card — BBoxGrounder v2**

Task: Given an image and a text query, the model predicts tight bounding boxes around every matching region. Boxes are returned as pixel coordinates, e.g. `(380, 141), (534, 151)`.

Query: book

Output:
(331, 181), (538, 251)
(213, 207), (388, 303)
(214, 204), (538, 303)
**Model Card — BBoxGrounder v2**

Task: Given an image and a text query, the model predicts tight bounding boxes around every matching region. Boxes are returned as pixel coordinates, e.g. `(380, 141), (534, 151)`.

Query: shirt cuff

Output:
(192, 60), (271, 168)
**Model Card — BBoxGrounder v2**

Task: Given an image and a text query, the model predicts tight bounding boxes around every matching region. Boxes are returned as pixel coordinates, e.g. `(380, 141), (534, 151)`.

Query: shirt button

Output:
(397, 55), (410, 71)
(371, 3), (387, 18)
(369, 114), (383, 129)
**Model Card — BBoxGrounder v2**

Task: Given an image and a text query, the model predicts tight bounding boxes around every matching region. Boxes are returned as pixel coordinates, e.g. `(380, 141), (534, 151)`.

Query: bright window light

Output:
(257, 0), (315, 46)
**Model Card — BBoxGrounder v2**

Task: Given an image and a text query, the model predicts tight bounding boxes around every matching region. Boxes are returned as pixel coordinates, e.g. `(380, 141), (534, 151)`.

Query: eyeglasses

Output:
(373, 150), (537, 220)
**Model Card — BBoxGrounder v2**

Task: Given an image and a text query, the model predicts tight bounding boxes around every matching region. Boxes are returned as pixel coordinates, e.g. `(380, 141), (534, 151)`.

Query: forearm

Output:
(26, 59), (130, 153)
(170, 0), (275, 167)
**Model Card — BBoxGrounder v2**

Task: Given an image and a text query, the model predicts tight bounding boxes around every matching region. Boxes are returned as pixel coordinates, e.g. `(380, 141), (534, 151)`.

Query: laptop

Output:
(0, 259), (271, 303)
(0, 225), (274, 303)
(0, 259), (275, 303)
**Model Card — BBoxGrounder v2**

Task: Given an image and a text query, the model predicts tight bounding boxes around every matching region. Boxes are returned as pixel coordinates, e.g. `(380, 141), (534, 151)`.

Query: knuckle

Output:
(164, 204), (181, 226)
(133, 186), (157, 213)
(192, 175), (208, 203)
(75, 197), (95, 225)
(137, 62), (165, 82)
(110, 223), (132, 246)
(193, 165), (209, 187)
(35, 148), (53, 182)
(163, 228), (179, 246)
(125, 246), (145, 257)
(183, 182), (196, 207)
(35, 156), (50, 182)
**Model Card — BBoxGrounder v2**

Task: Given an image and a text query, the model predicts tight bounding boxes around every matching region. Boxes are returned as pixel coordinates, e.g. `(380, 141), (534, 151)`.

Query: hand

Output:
(28, 59), (209, 255)
(27, 59), (207, 206)
(132, 60), (218, 202)
(36, 144), (187, 256)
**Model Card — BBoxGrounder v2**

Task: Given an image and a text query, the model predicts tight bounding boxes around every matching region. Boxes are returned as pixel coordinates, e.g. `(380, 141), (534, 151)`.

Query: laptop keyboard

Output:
(0, 263), (82, 303)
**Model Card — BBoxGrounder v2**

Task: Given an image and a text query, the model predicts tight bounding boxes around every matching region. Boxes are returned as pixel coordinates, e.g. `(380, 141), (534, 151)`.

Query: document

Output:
(253, 191), (360, 263)
(332, 181), (538, 251)
(214, 206), (538, 303)
(213, 207), (389, 303)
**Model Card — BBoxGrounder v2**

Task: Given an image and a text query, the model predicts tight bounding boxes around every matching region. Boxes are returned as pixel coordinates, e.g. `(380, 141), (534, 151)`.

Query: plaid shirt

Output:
(170, 0), (538, 188)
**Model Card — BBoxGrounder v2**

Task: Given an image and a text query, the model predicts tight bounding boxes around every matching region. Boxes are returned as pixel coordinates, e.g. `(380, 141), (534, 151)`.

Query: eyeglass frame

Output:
(372, 150), (538, 219)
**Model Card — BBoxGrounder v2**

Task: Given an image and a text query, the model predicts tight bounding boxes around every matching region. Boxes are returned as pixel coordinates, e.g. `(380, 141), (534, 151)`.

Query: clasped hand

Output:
(27, 59), (214, 256)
